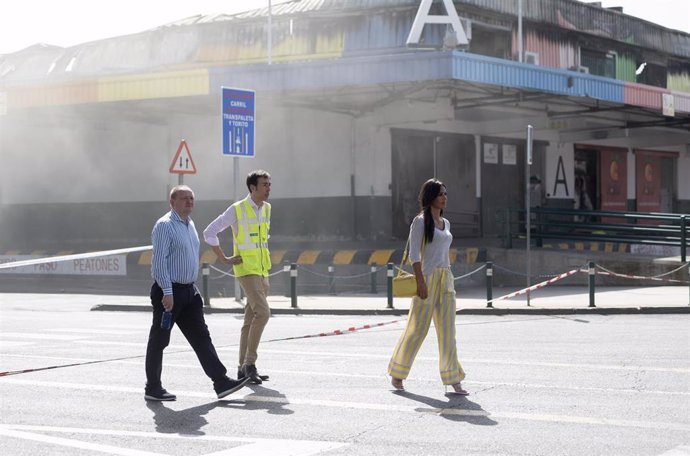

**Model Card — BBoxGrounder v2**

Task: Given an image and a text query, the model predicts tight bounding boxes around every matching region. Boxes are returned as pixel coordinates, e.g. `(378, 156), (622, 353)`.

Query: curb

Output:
(90, 304), (690, 315)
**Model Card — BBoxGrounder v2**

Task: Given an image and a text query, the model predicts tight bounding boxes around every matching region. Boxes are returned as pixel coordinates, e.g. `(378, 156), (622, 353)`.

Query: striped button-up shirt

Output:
(151, 209), (200, 295)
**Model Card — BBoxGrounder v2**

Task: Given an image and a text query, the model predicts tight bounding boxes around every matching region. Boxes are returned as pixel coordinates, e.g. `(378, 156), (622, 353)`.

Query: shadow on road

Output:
(210, 384), (294, 415)
(146, 384), (294, 434)
(241, 384), (295, 415)
(394, 390), (497, 425)
(146, 401), (218, 435)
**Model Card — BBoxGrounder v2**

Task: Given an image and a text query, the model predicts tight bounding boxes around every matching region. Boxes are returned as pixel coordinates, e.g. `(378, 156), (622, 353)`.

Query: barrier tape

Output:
(0, 319), (406, 377)
(594, 270), (689, 284)
(594, 263), (689, 285)
(392, 264), (485, 282)
(0, 354), (143, 378)
(297, 265), (381, 280)
(210, 262), (486, 284)
(0, 246), (152, 270)
(454, 264), (486, 281)
(208, 264), (283, 279)
(488, 268), (581, 304)
(262, 319), (405, 343)
(493, 263), (560, 279)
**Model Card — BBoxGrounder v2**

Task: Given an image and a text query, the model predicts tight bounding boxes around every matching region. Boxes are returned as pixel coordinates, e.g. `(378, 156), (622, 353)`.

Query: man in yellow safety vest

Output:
(203, 170), (272, 384)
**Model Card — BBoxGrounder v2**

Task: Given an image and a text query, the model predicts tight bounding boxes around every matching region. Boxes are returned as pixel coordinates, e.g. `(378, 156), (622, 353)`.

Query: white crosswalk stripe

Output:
(0, 424), (347, 456)
(2, 378), (689, 433)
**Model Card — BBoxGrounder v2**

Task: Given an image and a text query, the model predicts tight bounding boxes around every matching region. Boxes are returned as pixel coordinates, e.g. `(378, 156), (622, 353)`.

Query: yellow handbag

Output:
(392, 237), (419, 297)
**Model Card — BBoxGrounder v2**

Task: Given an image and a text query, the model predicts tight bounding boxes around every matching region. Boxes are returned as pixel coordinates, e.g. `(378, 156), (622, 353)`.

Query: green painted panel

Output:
(616, 53), (637, 82)
(668, 72), (690, 92)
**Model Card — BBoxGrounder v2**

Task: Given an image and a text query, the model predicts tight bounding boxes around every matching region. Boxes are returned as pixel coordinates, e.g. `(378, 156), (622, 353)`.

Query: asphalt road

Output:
(1, 294), (689, 456)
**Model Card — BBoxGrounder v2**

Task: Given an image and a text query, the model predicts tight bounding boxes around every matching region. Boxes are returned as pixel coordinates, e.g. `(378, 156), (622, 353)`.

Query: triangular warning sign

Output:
(169, 140), (197, 174)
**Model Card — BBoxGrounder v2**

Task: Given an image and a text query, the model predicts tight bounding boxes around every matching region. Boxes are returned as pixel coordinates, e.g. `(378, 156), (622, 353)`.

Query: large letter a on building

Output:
(407, 0), (469, 47)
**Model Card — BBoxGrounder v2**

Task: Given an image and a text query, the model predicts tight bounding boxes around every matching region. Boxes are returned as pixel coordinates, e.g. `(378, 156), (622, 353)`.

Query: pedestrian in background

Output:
(388, 178), (468, 395)
(203, 170), (272, 385)
(145, 185), (249, 401)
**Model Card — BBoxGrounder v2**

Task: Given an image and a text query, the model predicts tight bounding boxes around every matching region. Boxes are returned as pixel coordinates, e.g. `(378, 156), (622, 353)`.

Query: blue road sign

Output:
(222, 87), (255, 157)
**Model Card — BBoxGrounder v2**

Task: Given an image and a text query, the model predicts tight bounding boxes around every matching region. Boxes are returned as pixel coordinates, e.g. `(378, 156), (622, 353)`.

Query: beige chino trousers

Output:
(237, 274), (270, 367)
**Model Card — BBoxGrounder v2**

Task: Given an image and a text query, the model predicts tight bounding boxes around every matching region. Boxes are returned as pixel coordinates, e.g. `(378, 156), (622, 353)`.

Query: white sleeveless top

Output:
(408, 214), (452, 276)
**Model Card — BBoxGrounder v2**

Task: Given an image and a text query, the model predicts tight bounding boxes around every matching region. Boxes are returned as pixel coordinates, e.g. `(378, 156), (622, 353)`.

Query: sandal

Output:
(448, 383), (469, 395)
(391, 377), (404, 391)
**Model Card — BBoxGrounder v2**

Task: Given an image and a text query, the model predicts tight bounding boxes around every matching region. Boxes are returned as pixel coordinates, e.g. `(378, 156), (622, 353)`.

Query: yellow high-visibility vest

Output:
(231, 199), (271, 277)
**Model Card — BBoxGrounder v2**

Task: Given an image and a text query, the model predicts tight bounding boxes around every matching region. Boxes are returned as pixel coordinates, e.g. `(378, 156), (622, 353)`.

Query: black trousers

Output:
(145, 282), (227, 388)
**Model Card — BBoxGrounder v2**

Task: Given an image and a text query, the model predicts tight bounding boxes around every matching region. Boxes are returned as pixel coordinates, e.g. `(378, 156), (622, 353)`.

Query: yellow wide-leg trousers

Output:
(388, 267), (465, 385)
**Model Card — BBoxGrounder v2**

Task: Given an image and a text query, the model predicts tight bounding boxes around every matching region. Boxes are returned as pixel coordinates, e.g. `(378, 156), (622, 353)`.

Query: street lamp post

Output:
(268, 0), (273, 65)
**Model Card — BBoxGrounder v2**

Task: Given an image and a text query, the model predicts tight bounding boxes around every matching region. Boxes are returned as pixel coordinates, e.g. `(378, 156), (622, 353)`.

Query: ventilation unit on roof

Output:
(577, 65), (589, 74)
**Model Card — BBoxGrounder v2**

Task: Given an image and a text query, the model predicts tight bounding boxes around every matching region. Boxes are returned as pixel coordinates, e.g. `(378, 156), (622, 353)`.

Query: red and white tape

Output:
(593, 269), (689, 285)
(263, 319), (405, 343)
(489, 268), (580, 304)
(0, 355), (140, 377)
(0, 245), (152, 270)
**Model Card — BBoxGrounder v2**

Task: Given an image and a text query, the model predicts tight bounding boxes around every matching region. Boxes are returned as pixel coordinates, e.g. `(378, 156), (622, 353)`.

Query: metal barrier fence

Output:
(203, 260), (690, 309)
(499, 207), (689, 262)
(1, 247), (687, 309)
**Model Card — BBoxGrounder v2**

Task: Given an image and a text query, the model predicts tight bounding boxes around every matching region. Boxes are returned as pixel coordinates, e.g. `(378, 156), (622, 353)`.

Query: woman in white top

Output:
(387, 178), (468, 394)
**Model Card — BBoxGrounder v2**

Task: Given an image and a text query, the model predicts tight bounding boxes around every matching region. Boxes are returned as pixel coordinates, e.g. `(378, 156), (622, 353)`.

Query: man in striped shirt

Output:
(144, 185), (249, 401)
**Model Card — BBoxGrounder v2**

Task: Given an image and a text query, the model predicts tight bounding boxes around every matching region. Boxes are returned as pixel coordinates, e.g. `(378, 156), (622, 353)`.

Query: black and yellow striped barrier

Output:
(2, 243), (631, 267)
(136, 247), (485, 266)
(541, 242), (629, 253)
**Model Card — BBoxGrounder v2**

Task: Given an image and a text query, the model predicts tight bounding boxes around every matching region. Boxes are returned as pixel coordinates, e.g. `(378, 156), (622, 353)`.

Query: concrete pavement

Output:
(90, 285), (690, 315)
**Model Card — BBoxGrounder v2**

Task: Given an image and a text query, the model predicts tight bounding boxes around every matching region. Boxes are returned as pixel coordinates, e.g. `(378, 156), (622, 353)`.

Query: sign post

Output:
(222, 87), (256, 158)
(525, 125), (533, 306)
(169, 139), (197, 185)
(222, 87), (257, 301)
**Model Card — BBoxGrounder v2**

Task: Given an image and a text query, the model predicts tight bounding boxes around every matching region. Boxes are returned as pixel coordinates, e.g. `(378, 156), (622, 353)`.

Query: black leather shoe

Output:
(241, 364), (269, 384)
(214, 376), (250, 399)
(144, 386), (176, 401)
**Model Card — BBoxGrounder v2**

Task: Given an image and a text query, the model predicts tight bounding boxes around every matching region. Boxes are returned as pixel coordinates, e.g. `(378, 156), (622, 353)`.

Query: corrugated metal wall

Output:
(624, 82), (667, 110)
(615, 53), (637, 82)
(2, 0), (688, 83)
(451, 51), (625, 102)
(8, 81), (98, 108)
(459, 0), (690, 59)
(668, 71), (690, 93)
(98, 70), (209, 102)
(342, 9), (449, 53)
(517, 29), (577, 69)
(1, 0), (689, 112)
(672, 91), (690, 113)
(193, 18), (344, 65)
(350, 11), (402, 52)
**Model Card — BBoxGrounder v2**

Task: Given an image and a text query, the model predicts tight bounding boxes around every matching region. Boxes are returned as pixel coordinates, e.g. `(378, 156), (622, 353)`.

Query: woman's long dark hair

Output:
(418, 178), (445, 244)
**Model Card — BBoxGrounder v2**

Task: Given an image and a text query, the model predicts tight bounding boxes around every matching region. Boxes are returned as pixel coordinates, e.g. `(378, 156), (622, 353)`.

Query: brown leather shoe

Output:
(241, 364), (268, 384)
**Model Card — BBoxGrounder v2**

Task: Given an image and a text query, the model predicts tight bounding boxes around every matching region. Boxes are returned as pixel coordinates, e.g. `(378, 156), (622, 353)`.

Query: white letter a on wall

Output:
(407, 0), (469, 47)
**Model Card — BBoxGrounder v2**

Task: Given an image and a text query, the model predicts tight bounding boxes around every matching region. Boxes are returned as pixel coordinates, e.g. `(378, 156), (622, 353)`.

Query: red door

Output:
(599, 148), (627, 221)
(635, 151), (661, 216)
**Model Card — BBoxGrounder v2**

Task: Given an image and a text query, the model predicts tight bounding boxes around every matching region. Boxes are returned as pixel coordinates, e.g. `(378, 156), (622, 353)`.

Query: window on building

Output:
(580, 49), (616, 78)
(636, 62), (667, 88)
(469, 26), (511, 59)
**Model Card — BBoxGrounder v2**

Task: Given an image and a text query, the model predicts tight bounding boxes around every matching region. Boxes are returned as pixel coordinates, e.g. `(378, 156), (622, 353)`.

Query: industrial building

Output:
(1, 0), (689, 253)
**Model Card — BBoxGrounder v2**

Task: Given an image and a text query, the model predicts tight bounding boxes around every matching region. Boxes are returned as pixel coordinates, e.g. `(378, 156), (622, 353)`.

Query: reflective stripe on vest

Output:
(231, 199), (271, 277)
